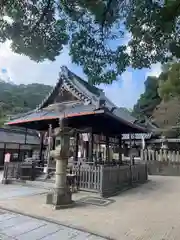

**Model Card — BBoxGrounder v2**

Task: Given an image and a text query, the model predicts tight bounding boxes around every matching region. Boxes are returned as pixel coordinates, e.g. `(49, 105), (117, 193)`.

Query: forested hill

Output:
(0, 80), (52, 125)
(133, 62), (180, 137)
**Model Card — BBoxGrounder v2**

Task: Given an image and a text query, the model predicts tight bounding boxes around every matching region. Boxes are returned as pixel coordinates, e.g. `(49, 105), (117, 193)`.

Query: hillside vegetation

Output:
(0, 81), (52, 125)
(133, 62), (180, 137)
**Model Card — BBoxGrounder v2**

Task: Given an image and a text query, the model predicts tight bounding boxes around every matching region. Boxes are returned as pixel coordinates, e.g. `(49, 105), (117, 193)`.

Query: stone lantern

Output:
(46, 118), (74, 209)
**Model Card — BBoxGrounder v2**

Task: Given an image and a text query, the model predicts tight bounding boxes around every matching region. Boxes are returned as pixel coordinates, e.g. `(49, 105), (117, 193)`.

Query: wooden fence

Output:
(72, 165), (101, 192)
(141, 149), (180, 162)
(2, 162), (22, 184)
(100, 164), (148, 197)
(2, 162), (148, 197)
(141, 149), (180, 176)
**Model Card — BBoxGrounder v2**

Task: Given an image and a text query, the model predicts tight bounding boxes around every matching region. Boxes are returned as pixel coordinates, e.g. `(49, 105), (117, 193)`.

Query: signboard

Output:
(4, 153), (11, 163)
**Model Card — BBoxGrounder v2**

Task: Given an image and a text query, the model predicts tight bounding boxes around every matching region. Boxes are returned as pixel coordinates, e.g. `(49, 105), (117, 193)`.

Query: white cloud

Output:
(145, 63), (162, 78)
(0, 40), (161, 109)
(100, 63), (162, 108)
(0, 41), (71, 85)
(100, 69), (143, 108)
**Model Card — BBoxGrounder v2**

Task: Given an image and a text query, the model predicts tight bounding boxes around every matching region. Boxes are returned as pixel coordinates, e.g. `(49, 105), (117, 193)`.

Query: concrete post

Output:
(46, 119), (73, 209)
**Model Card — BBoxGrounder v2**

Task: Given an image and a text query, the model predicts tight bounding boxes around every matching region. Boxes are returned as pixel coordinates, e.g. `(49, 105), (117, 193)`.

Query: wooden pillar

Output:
(46, 124), (52, 169)
(52, 137), (56, 150)
(2, 143), (6, 166)
(39, 132), (44, 166)
(106, 136), (109, 162)
(17, 144), (21, 161)
(74, 132), (79, 162)
(88, 132), (94, 162)
(23, 128), (28, 160)
(129, 133), (134, 165)
(118, 135), (122, 164)
(85, 141), (89, 159)
(24, 128), (27, 145)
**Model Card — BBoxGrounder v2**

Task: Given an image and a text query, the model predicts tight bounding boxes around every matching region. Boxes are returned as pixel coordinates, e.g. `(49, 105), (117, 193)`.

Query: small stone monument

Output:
(46, 118), (73, 209)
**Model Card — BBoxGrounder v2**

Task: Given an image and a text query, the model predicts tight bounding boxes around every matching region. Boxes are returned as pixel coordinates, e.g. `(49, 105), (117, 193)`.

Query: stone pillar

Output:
(46, 119), (73, 209)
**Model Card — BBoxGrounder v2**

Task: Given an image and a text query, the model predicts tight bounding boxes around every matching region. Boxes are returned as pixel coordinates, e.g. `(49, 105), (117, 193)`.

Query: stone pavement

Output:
(0, 184), (46, 200)
(1, 176), (180, 239)
(0, 210), (106, 240)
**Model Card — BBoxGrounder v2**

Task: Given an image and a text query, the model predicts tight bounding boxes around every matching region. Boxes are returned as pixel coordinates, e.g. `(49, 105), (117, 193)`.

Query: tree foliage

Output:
(0, 0), (180, 84)
(0, 80), (52, 123)
(133, 61), (180, 136)
(158, 62), (180, 100)
(133, 76), (161, 120)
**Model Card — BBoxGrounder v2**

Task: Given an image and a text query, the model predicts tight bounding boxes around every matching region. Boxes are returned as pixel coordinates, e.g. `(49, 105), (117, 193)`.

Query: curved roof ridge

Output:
(36, 76), (63, 110)
(61, 66), (97, 104)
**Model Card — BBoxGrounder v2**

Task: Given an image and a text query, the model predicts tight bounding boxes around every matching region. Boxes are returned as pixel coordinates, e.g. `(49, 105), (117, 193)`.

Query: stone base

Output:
(46, 189), (74, 209)
(1, 179), (11, 184)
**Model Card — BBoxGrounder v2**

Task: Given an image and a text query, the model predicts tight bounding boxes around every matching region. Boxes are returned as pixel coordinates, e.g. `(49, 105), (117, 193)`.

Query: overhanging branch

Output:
(101, 0), (113, 38)
(31, 0), (52, 32)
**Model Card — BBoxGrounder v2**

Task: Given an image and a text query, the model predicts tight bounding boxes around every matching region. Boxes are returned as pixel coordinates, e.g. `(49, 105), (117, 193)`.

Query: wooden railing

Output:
(72, 165), (101, 192)
(2, 162), (148, 197)
(141, 149), (180, 162)
(100, 163), (148, 197)
(140, 149), (180, 176)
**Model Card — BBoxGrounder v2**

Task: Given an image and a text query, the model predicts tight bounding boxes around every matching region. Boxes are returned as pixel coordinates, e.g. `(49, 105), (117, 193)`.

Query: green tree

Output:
(125, 0), (180, 69)
(0, 80), (52, 117)
(133, 76), (161, 120)
(158, 62), (180, 100)
(0, 1), (180, 84)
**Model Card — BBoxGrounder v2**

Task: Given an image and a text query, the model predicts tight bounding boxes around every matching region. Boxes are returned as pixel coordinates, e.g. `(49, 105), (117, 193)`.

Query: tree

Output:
(133, 76), (161, 120)
(133, 61), (180, 137)
(126, 0), (180, 68)
(152, 98), (180, 138)
(0, 80), (52, 118)
(0, 1), (180, 84)
(158, 62), (180, 100)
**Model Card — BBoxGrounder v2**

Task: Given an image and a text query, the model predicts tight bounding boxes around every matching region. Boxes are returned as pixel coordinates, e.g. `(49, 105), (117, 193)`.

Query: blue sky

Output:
(0, 41), (161, 109)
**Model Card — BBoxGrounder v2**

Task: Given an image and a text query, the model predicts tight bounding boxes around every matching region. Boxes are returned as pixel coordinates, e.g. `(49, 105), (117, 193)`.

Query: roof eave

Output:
(105, 111), (149, 133)
(5, 109), (105, 126)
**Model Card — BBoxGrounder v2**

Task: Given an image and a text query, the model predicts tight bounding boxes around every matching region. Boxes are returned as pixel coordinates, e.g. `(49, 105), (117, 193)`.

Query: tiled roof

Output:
(7, 103), (99, 125)
(112, 108), (137, 124)
(6, 66), (151, 133)
(63, 66), (102, 97)
(36, 66), (139, 124)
